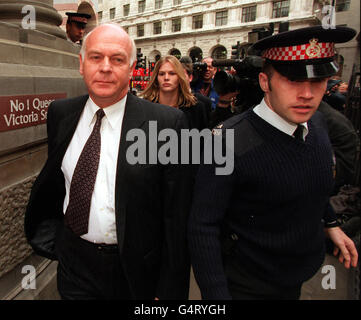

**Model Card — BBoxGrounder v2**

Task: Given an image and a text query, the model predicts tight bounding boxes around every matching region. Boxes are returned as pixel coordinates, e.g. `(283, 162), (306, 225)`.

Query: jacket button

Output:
(230, 233), (238, 241)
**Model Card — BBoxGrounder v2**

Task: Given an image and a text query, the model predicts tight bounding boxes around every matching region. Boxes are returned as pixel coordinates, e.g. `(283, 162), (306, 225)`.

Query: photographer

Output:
(180, 56), (241, 129)
(209, 67), (240, 128)
(210, 56), (264, 128)
(191, 57), (219, 110)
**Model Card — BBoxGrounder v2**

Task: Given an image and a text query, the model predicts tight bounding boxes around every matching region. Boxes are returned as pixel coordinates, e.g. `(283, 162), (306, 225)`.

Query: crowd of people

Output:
(24, 22), (360, 300)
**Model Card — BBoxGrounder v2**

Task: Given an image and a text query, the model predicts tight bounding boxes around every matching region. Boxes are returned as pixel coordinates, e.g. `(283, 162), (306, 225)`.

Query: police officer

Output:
(65, 12), (91, 44)
(188, 25), (358, 300)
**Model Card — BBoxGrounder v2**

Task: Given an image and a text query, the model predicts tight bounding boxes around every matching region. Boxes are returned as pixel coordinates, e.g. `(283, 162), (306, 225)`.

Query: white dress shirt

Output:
(61, 96), (127, 244)
(253, 98), (308, 140)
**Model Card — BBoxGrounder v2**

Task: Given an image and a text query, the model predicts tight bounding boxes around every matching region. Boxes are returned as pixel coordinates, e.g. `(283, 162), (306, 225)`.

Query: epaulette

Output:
(212, 111), (251, 136)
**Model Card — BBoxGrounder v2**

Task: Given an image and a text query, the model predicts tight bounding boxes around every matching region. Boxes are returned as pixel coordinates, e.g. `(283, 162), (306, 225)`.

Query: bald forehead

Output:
(89, 24), (130, 44)
(203, 58), (213, 63)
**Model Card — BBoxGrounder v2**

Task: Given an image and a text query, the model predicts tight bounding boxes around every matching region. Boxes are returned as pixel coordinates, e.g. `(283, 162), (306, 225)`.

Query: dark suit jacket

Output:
(24, 93), (192, 299)
(318, 101), (359, 192)
(194, 92), (212, 125)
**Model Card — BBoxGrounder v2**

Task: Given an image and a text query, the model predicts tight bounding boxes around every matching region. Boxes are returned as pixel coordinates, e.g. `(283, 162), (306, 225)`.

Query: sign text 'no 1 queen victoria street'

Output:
(0, 93), (67, 132)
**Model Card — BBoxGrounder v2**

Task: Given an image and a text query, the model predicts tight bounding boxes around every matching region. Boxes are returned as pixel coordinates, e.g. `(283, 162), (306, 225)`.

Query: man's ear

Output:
(79, 54), (83, 75)
(259, 72), (270, 93)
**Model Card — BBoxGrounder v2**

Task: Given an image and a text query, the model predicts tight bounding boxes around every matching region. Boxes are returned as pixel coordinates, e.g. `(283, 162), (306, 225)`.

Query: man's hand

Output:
(326, 227), (358, 269)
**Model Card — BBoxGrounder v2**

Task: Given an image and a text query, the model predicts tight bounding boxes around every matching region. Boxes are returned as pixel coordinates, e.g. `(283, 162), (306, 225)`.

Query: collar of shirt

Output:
(253, 98), (308, 140)
(86, 95), (127, 130)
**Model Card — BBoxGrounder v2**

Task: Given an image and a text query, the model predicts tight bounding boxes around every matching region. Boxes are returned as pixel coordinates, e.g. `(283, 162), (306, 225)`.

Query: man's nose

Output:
(100, 57), (111, 71)
(299, 81), (314, 99)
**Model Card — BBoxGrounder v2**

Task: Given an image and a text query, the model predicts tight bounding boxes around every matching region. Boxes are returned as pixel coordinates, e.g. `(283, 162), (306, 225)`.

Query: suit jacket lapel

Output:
(115, 93), (147, 250)
(59, 95), (88, 148)
(50, 95), (88, 163)
(45, 95), (88, 175)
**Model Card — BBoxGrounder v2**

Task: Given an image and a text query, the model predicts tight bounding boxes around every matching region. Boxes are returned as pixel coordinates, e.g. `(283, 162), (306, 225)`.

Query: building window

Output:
(242, 5), (257, 22)
(192, 14), (203, 30)
(172, 18), (181, 32)
(138, 0), (146, 13)
(98, 11), (102, 22)
(123, 4), (130, 16)
(215, 10), (228, 27)
(153, 21), (162, 34)
(173, 0), (182, 5)
(155, 0), (163, 10)
(109, 8), (116, 20)
(272, 0), (289, 18)
(137, 24), (144, 37)
(335, 0), (351, 12)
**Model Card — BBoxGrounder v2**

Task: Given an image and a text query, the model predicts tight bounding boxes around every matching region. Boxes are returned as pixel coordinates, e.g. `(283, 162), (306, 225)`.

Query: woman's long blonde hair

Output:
(141, 55), (196, 107)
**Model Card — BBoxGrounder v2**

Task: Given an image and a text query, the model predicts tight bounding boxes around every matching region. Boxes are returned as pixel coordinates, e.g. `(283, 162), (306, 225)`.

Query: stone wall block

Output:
(0, 177), (35, 278)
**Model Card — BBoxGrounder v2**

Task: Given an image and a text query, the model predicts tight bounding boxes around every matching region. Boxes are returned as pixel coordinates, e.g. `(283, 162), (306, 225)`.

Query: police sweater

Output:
(188, 108), (337, 299)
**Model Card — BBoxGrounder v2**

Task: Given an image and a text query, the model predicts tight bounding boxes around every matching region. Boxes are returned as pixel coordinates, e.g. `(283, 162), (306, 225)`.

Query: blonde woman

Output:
(142, 55), (208, 130)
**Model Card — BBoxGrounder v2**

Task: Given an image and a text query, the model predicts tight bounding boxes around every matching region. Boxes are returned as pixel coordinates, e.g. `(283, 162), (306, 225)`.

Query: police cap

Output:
(66, 12), (91, 27)
(250, 26), (356, 80)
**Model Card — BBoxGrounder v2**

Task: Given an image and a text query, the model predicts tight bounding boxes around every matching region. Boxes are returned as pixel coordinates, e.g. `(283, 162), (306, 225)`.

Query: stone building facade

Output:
(99, 0), (321, 62)
(99, 0), (359, 81)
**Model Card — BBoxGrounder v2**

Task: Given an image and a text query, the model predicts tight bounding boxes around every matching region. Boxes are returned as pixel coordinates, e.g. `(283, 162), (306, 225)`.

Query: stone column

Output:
(0, 0), (66, 39)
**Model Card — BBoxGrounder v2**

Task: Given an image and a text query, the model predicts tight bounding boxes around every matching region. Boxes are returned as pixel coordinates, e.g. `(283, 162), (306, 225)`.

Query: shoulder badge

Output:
(212, 123), (223, 136)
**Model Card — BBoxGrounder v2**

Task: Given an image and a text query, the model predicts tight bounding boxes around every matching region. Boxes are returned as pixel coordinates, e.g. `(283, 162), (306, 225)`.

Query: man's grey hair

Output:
(80, 23), (137, 67)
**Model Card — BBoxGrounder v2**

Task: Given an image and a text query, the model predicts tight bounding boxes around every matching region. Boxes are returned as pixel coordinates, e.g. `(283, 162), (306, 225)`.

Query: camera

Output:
(212, 56), (264, 111)
(179, 56), (208, 85)
(191, 62), (208, 83)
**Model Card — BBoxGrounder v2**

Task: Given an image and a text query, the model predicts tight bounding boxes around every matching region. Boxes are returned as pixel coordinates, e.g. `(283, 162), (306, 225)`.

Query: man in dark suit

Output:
(25, 24), (191, 300)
